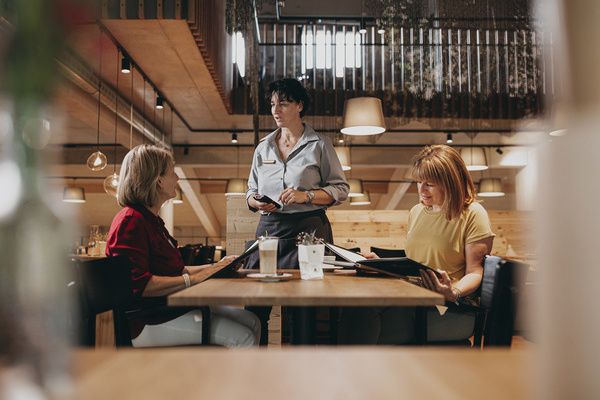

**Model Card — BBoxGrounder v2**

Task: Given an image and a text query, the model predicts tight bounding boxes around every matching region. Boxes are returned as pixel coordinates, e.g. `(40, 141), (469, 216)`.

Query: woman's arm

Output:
(277, 188), (333, 205)
(420, 236), (493, 301)
(142, 255), (237, 297)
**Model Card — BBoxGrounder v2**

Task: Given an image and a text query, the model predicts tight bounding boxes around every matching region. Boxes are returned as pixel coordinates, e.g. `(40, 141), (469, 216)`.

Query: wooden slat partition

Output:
(187, 0), (233, 113)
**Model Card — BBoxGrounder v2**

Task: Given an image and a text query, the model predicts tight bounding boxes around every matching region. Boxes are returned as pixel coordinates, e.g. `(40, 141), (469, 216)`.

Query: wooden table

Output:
(168, 270), (444, 344)
(71, 347), (534, 400)
(169, 270), (445, 308)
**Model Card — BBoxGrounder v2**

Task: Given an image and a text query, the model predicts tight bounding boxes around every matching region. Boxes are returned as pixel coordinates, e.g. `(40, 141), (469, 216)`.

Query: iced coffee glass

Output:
(258, 236), (278, 275)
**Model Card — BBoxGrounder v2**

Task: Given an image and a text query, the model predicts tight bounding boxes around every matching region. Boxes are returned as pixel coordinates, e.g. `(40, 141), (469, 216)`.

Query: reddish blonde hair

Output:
(411, 145), (477, 220)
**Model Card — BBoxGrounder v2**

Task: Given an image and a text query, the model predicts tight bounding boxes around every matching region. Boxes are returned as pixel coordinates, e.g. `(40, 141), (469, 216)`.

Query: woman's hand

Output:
(358, 252), (379, 260)
(249, 195), (278, 212)
(278, 188), (309, 205)
(419, 269), (456, 302)
(213, 255), (237, 269)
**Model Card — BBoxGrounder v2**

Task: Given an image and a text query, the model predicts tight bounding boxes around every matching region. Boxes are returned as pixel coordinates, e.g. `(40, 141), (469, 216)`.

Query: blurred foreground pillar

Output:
(537, 0), (600, 398)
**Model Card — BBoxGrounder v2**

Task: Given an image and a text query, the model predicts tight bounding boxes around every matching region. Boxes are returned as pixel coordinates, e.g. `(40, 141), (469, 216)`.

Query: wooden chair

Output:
(73, 255), (135, 346)
(370, 246), (407, 258)
(416, 255), (529, 348)
(74, 255), (211, 347)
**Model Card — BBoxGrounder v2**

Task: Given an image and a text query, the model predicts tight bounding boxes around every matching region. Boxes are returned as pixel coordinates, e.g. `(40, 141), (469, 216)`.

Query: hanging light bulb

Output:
(103, 172), (119, 197)
(88, 29), (107, 171)
(87, 151), (107, 171)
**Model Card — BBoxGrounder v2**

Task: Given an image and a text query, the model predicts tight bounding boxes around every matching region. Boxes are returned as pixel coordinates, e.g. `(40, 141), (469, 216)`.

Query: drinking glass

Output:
(258, 236), (278, 275)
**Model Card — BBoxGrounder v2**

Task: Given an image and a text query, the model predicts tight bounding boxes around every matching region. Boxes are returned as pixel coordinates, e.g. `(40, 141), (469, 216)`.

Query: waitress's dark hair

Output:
(266, 78), (310, 117)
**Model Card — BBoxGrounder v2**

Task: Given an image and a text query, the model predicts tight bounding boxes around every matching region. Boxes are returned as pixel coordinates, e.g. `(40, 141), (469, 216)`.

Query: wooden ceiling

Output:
(48, 1), (546, 241)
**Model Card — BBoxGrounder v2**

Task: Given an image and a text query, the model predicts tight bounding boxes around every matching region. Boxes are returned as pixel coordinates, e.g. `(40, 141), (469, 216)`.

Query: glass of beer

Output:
(258, 236), (278, 275)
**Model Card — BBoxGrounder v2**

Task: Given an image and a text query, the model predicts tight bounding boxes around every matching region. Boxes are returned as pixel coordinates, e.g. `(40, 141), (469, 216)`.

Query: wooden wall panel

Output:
(225, 203), (534, 260)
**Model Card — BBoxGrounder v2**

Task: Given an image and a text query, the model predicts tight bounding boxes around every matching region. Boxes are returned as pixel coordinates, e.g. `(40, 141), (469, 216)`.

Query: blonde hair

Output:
(411, 145), (477, 221)
(117, 144), (174, 209)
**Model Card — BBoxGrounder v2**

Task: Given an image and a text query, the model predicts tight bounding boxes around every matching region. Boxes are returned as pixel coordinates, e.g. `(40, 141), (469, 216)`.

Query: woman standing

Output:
(245, 78), (350, 344)
(339, 144), (495, 344)
(106, 144), (260, 347)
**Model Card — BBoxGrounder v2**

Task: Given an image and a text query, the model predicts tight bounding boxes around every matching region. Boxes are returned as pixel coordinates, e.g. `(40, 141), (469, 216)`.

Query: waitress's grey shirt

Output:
(246, 124), (350, 214)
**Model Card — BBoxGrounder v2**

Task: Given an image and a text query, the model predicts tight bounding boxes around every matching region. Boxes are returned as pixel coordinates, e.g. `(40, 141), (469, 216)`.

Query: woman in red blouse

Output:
(106, 145), (260, 347)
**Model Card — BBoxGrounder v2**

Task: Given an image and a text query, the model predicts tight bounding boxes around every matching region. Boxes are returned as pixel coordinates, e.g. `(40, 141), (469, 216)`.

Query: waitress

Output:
(245, 78), (349, 345)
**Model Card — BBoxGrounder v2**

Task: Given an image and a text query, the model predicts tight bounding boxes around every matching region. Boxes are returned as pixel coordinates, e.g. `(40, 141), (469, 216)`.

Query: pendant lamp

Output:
(460, 147), (488, 171)
(225, 146), (247, 196)
(334, 147), (351, 171)
(549, 101), (569, 137)
(478, 178), (505, 197)
(104, 48), (122, 197)
(87, 30), (107, 171)
(62, 187), (86, 203)
(341, 97), (386, 136)
(347, 178), (364, 197)
(225, 178), (248, 196)
(350, 190), (371, 205)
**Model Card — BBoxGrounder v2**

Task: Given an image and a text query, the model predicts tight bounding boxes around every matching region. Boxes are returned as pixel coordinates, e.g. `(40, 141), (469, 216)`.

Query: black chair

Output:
(193, 245), (209, 265)
(475, 255), (529, 347)
(370, 246), (407, 258)
(178, 245), (196, 265)
(74, 255), (211, 347)
(74, 255), (136, 346)
(416, 255), (529, 348)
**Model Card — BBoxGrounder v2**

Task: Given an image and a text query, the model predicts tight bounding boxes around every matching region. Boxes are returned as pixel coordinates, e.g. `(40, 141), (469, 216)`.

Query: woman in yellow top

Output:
(339, 144), (495, 344)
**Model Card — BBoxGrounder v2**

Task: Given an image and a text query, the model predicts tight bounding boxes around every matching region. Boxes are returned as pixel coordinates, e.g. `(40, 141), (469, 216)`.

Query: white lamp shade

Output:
(334, 147), (351, 171)
(350, 190), (371, 205)
(347, 178), (364, 197)
(460, 147), (488, 171)
(478, 178), (505, 197)
(341, 97), (386, 136)
(173, 187), (183, 204)
(225, 178), (248, 196)
(63, 187), (86, 203)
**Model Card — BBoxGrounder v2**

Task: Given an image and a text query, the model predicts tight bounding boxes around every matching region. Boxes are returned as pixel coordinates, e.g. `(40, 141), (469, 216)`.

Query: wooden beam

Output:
(175, 166), (221, 237)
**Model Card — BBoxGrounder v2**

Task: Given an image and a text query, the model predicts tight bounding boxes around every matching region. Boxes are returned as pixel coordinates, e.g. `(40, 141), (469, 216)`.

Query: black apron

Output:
(244, 209), (333, 270)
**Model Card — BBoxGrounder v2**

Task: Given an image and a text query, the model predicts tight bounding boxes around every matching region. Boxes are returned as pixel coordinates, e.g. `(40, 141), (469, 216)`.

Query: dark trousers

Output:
(247, 306), (317, 346)
(245, 209), (332, 346)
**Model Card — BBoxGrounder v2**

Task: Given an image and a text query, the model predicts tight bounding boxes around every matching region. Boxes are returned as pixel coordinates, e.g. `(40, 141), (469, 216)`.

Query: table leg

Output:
(201, 306), (211, 345)
(415, 307), (428, 345)
(288, 306), (316, 345)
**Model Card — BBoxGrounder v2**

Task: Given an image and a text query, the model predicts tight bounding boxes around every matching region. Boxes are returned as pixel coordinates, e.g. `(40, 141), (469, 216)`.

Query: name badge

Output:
(263, 160), (276, 164)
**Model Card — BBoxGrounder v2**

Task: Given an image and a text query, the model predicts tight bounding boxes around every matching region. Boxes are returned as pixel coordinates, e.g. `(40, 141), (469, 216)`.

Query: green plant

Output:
(296, 230), (322, 246)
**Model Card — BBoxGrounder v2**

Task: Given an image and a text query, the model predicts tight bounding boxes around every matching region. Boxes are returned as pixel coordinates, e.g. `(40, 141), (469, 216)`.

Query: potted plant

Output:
(296, 231), (325, 280)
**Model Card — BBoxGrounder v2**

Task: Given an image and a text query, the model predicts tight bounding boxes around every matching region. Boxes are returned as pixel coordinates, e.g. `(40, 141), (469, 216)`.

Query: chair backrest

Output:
(193, 245), (210, 265)
(178, 245), (196, 265)
(479, 255), (529, 346)
(370, 246), (407, 258)
(75, 255), (134, 347)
